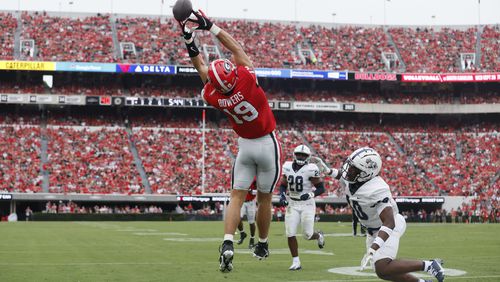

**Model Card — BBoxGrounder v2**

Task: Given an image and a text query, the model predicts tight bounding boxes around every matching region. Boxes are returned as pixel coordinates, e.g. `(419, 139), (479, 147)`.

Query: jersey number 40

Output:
(346, 195), (369, 220)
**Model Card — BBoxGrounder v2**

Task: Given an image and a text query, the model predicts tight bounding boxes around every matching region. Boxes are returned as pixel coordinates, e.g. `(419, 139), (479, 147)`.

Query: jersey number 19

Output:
(223, 101), (259, 124)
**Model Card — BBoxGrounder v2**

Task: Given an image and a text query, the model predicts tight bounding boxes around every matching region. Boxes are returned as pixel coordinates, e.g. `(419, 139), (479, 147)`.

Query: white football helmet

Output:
(293, 145), (311, 166)
(341, 147), (382, 183)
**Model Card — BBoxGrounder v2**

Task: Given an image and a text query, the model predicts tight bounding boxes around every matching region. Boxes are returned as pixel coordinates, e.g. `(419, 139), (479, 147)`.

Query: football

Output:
(172, 0), (193, 22)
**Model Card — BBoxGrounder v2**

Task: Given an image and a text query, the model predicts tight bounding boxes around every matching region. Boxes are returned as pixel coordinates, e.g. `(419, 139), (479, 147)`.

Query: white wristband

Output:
(373, 236), (385, 248)
(328, 168), (339, 178)
(184, 37), (194, 44)
(379, 225), (393, 237)
(210, 24), (221, 36)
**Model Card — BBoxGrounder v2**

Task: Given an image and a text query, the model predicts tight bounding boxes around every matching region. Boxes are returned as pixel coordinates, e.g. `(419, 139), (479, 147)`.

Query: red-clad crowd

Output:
(20, 12), (115, 62)
(1, 12), (498, 72)
(45, 127), (143, 194)
(0, 13), (17, 60)
(0, 126), (42, 193)
(389, 27), (477, 73)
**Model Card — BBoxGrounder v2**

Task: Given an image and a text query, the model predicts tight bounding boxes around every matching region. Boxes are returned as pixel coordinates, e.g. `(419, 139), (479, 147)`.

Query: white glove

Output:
(360, 248), (376, 271)
(310, 156), (330, 174)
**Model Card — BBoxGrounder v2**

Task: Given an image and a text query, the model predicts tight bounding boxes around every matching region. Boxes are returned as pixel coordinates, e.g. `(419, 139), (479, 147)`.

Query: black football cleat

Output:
(237, 231), (247, 245)
(219, 240), (234, 272)
(253, 241), (269, 260)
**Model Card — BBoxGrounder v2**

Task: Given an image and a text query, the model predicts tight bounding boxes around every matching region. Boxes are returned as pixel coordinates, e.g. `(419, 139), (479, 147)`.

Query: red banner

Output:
(401, 73), (500, 82)
(355, 72), (397, 81)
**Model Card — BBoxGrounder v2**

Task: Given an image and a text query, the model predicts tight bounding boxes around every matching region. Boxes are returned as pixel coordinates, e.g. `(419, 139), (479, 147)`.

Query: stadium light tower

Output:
(383, 0), (391, 26)
(331, 13), (337, 25)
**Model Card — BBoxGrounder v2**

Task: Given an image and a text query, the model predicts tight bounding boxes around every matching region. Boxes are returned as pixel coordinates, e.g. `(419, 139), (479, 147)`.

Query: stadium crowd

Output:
(0, 12), (499, 72)
(44, 201), (163, 214)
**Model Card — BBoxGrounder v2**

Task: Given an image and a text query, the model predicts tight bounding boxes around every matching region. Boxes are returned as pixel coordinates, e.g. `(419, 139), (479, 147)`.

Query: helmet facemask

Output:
(294, 152), (310, 166)
(341, 159), (363, 183)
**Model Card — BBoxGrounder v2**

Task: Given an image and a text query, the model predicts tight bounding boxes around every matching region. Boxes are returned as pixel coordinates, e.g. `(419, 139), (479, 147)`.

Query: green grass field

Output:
(0, 221), (499, 282)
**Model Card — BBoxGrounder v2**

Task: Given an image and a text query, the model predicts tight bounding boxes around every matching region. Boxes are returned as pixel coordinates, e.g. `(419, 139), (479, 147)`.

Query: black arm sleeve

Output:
(279, 183), (287, 195)
(185, 40), (200, 58)
(313, 182), (325, 197)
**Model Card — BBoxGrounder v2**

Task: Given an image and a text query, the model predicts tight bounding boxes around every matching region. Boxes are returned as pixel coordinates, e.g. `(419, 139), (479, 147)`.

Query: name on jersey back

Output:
(218, 92), (244, 108)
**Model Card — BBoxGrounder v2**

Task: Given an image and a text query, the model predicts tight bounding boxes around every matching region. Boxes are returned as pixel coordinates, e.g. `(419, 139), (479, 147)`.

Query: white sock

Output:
(423, 260), (432, 271)
(240, 230), (246, 234)
(224, 234), (234, 242)
(418, 279), (426, 282)
(259, 237), (268, 243)
(250, 236), (255, 239)
(292, 256), (300, 264)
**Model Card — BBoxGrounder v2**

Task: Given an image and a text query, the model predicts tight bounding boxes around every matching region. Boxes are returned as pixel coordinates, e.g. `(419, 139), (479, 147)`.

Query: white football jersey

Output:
(282, 161), (320, 199)
(341, 176), (399, 229)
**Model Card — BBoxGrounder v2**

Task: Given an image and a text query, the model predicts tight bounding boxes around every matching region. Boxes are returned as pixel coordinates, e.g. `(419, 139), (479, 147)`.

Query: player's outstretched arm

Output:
(192, 10), (253, 68)
(179, 22), (208, 83)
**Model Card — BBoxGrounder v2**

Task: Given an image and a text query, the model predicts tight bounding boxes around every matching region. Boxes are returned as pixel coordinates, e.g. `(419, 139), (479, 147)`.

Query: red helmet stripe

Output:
(210, 61), (230, 93)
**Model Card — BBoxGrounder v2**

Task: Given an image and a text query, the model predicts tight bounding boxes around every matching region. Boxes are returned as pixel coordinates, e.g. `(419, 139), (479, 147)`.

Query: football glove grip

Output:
(360, 247), (376, 271)
(300, 192), (315, 201)
(279, 193), (288, 206)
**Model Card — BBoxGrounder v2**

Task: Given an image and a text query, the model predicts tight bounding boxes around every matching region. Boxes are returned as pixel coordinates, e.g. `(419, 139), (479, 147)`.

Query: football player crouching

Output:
(316, 147), (445, 282)
(279, 145), (326, 271)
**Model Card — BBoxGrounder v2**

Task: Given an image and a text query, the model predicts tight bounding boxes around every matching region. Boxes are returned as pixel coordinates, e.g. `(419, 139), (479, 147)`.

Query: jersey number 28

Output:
(223, 101), (259, 124)
(287, 175), (303, 192)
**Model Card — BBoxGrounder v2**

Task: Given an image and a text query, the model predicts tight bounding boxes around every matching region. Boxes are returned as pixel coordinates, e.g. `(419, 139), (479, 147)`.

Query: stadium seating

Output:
(389, 27), (477, 73)
(217, 20), (304, 68)
(0, 13), (17, 60)
(20, 12), (115, 62)
(0, 126), (42, 193)
(115, 17), (188, 65)
(0, 11), (498, 72)
(480, 25), (500, 72)
(45, 126), (143, 194)
(300, 25), (396, 72)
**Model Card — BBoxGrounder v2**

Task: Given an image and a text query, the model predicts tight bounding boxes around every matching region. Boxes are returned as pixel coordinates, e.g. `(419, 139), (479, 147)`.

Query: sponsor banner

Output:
(0, 194), (12, 200)
(278, 101), (291, 109)
(65, 96), (85, 105)
(355, 72), (397, 81)
(255, 68), (290, 78)
(100, 96), (112, 105)
(343, 104), (355, 111)
(395, 197), (445, 204)
(112, 97), (124, 106)
(293, 102), (342, 111)
(0, 61), (56, 71)
(176, 66), (198, 74)
(401, 73), (500, 82)
(56, 62), (116, 73)
(124, 97), (207, 107)
(0, 94), (84, 105)
(290, 69), (325, 79)
(116, 64), (176, 74)
(290, 70), (347, 80)
(176, 196), (230, 202)
(86, 96), (100, 105)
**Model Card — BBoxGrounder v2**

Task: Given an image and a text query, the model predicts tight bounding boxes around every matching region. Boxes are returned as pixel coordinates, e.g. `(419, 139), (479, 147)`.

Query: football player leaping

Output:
(315, 147), (445, 282)
(177, 10), (281, 273)
(279, 145), (326, 271)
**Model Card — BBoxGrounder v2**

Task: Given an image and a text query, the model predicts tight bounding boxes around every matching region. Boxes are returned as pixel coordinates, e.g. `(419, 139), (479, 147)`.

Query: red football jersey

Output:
(202, 66), (276, 139)
(245, 180), (257, 201)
